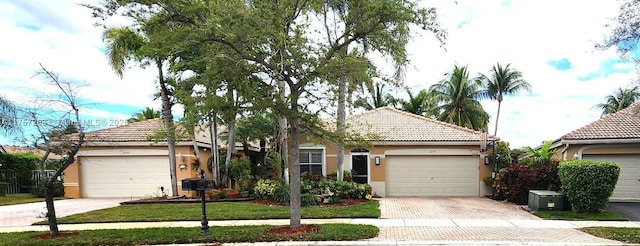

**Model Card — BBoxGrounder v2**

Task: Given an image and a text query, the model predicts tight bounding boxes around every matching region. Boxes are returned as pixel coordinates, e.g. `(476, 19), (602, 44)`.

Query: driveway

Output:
(609, 202), (640, 221)
(369, 197), (621, 244)
(0, 198), (130, 227)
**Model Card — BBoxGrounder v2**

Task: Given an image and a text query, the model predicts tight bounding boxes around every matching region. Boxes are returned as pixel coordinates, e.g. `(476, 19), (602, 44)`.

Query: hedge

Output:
(558, 160), (620, 213)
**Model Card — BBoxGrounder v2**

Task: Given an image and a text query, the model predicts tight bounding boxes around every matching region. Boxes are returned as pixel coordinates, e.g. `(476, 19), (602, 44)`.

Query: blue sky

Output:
(0, 0), (637, 149)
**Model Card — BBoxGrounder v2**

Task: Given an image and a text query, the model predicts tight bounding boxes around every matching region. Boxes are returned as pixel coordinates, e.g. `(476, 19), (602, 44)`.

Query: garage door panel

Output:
(583, 154), (640, 200)
(386, 155), (479, 197)
(81, 156), (171, 198)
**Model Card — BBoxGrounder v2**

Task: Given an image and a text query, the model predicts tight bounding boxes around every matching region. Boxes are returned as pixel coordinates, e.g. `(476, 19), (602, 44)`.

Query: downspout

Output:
(559, 143), (570, 161)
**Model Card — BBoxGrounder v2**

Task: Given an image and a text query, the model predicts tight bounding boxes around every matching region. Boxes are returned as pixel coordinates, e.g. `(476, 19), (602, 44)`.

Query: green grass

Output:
(0, 224), (379, 246)
(39, 200), (380, 224)
(0, 194), (45, 206)
(533, 210), (628, 221)
(580, 227), (640, 243)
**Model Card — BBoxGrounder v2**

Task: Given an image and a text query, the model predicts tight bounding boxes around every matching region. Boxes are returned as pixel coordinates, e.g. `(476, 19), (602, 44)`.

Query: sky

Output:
(0, 0), (637, 149)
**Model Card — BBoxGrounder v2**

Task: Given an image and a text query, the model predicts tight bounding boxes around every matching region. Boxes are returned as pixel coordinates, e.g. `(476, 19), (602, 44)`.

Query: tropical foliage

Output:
(480, 62), (530, 135)
(523, 140), (557, 167)
(128, 107), (161, 123)
(398, 88), (437, 117)
(354, 83), (397, 110)
(593, 86), (640, 117)
(430, 65), (489, 131)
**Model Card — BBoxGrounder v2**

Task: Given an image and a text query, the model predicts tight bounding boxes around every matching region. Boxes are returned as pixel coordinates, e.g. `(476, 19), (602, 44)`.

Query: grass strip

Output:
(533, 210), (627, 221)
(1, 224), (378, 246)
(580, 227), (640, 243)
(40, 200), (379, 224)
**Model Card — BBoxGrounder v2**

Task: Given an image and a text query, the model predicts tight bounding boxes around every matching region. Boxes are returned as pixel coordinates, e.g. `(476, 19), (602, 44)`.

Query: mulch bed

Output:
(31, 231), (80, 239)
(267, 225), (320, 235)
(121, 196), (253, 205)
(253, 198), (366, 207)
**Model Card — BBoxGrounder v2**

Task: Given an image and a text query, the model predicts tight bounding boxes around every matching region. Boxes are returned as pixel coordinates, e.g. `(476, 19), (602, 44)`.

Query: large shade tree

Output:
(598, 0), (640, 69)
(90, 0), (445, 229)
(479, 63), (531, 136)
(430, 65), (489, 131)
(593, 86), (640, 117)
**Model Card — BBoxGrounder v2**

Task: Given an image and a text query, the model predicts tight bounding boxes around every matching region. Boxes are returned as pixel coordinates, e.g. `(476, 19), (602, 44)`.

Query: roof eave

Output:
(560, 138), (640, 145)
(369, 141), (482, 146)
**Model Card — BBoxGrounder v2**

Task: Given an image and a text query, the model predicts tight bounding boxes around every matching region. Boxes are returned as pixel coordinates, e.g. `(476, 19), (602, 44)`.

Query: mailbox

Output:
(182, 178), (216, 191)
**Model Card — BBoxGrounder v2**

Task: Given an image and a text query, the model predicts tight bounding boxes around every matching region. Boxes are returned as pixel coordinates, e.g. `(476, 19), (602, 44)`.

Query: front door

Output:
(351, 152), (369, 184)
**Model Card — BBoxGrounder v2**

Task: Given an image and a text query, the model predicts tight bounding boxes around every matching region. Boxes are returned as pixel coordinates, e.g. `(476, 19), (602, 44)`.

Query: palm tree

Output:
(430, 65), (490, 131)
(0, 96), (19, 136)
(480, 63), (531, 136)
(354, 83), (397, 110)
(593, 86), (640, 117)
(103, 26), (179, 196)
(128, 107), (161, 123)
(398, 88), (437, 117)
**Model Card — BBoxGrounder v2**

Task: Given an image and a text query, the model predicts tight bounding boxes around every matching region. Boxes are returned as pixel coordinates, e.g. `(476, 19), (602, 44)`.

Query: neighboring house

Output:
(2, 145), (63, 160)
(299, 107), (496, 197)
(62, 119), (257, 198)
(548, 103), (640, 200)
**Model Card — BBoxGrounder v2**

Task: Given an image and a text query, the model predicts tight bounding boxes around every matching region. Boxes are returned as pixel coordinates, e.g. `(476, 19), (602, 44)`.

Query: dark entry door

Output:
(351, 153), (368, 184)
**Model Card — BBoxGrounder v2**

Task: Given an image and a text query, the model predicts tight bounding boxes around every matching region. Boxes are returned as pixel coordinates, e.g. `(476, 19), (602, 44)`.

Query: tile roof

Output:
(561, 103), (640, 140)
(346, 107), (495, 142)
(68, 119), (251, 148)
(1, 146), (63, 160)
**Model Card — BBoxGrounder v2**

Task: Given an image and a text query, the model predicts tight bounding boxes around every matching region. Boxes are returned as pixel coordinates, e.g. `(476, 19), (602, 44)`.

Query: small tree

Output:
(24, 64), (87, 236)
(523, 140), (557, 168)
(489, 141), (512, 170)
(558, 160), (620, 213)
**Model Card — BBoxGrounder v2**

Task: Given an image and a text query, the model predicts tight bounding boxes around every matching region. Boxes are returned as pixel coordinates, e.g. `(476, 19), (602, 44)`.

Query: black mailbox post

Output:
(182, 170), (215, 233)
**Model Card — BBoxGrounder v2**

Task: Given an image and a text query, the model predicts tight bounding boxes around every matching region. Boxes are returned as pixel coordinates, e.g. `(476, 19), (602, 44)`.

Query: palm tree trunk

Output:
(210, 114), (220, 185)
(157, 60), (178, 196)
(494, 100), (502, 136)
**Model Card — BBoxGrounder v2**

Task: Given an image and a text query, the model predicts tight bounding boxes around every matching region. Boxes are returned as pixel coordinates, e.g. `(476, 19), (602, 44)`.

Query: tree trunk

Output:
(258, 138), (266, 166)
(157, 60), (178, 196)
(192, 133), (203, 171)
(336, 76), (347, 181)
(278, 79), (289, 184)
(289, 103), (301, 228)
(225, 118), (236, 187)
(494, 100), (502, 136)
(44, 180), (59, 236)
(210, 114), (220, 185)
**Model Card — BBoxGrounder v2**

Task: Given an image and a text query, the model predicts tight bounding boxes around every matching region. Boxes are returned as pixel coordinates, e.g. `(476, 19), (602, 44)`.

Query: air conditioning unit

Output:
(528, 190), (563, 211)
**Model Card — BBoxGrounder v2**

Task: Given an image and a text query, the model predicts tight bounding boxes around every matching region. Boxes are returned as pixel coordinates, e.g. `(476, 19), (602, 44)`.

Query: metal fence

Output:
(32, 170), (57, 187)
(0, 170), (19, 194)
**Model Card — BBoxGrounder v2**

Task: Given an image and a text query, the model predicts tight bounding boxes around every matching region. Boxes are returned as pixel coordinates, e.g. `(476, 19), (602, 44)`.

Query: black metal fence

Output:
(0, 170), (20, 194)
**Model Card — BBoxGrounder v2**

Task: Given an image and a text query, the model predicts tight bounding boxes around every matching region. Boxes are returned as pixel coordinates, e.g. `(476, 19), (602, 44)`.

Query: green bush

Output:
(253, 179), (282, 199)
(327, 169), (353, 182)
(31, 182), (64, 198)
(558, 160), (620, 213)
(301, 193), (319, 206)
(273, 183), (290, 203)
(0, 182), (7, 196)
(328, 195), (342, 204)
(0, 153), (40, 191)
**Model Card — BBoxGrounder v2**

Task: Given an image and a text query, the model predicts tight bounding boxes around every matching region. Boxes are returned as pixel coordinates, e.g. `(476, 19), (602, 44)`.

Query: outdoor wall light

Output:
(179, 163), (188, 171)
(573, 153), (580, 160)
(484, 156), (490, 165)
(374, 156), (381, 165)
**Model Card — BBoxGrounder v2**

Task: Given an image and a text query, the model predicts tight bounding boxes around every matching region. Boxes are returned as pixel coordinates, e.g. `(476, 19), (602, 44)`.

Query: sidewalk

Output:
(2, 218), (639, 233)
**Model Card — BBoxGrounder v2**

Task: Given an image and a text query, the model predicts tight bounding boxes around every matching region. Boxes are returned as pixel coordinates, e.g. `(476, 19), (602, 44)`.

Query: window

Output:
(299, 149), (323, 175)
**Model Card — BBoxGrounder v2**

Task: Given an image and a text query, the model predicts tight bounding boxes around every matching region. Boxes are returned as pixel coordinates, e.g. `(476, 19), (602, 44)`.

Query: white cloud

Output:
(0, 0), (637, 149)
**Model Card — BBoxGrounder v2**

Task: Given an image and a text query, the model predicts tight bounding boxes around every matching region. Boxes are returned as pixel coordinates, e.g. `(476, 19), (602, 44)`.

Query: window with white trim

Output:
(299, 149), (323, 175)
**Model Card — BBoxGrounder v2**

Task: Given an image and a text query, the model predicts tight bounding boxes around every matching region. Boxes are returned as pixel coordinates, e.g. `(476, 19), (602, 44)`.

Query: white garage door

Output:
(80, 156), (171, 198)
(386, 155), (479, 196)
(583, 154), (640, 200)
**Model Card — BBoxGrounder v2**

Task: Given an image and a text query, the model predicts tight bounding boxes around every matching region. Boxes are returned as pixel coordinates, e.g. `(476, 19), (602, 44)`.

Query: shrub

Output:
(0, 182), (6, 196)
(0, 153), (40, 190)
(497, 164), (536, 204)
(205, 189), (223, 200)
(328, 195), (342, 204)
(31, 182), (64, 198)
(327, 169), (353, 182)
(273, 183), (290, 203)
(253, 179), (281, 199)
(301, 193), (319, 206)
(558, 160), (620, 213)
(533, 162), (561, 191)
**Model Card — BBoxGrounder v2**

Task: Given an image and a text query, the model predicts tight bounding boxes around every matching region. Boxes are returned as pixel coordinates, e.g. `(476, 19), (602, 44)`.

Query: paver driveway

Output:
(369, 197), (621, 244)
(0, 198), (129, 227)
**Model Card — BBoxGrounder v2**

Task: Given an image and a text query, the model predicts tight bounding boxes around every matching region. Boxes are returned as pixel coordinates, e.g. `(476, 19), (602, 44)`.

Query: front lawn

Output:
(580, 227), (640, 244)
(0, 224), (379, 246)
(0, 194), (51, 206)
(42, 200), (380, 224)
(533, 210), (627, 221)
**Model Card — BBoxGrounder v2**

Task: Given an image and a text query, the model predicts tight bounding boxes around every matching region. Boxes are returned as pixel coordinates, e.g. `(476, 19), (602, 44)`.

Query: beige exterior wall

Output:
(554, 143), (640, 161)
(297, 135), (490, 196)
(64, 145), (214, 198)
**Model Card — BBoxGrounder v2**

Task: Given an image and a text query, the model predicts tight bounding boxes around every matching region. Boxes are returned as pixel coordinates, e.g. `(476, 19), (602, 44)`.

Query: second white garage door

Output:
(386, 155), (479, 196)
(80, 156), (171, 198)
(583, 154), (640, 200)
